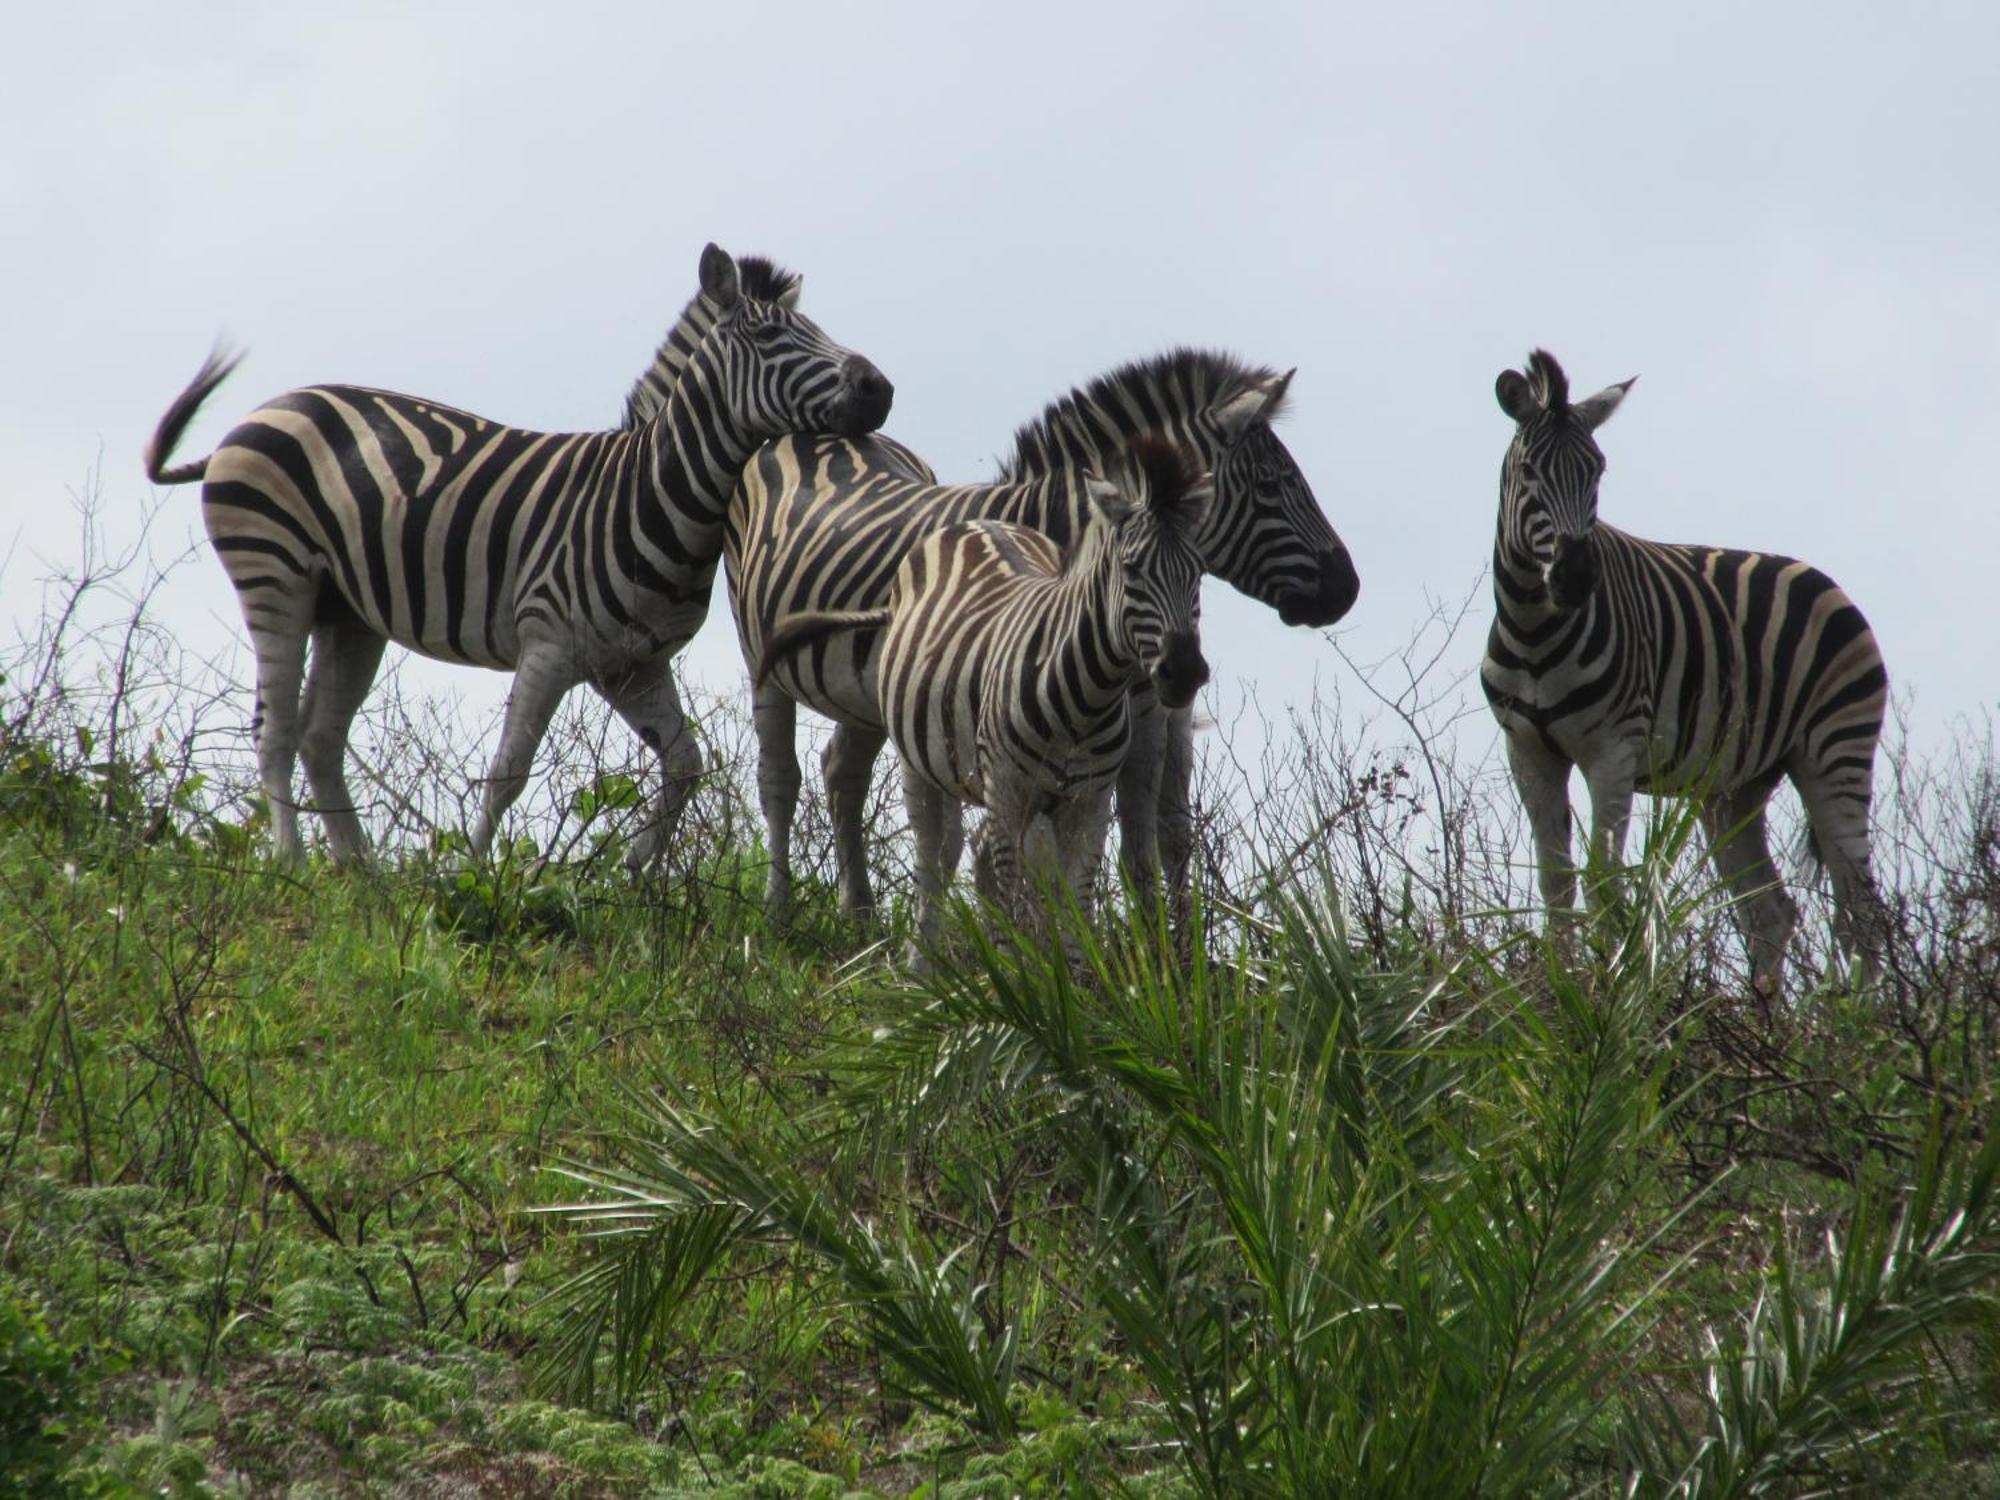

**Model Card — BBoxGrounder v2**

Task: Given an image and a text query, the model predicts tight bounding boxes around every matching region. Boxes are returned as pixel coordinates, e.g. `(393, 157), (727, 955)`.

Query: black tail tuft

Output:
(145, 343), (246, 486)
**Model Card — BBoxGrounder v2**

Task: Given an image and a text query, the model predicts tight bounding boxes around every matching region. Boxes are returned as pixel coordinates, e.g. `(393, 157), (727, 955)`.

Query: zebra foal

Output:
(758, 437), (1211, 947)
(1483, 349), (1887, 990)
(144, 244), (892, 869)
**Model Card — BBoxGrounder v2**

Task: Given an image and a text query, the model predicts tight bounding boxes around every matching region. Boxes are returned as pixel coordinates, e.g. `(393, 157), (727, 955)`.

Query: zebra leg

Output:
(823, 722), (888, 918)
(597, 658), (702, 875)
(1505, 732), (1577, 916)
(1116, 693), (1166, 892)
(902, 762), (950, 962)
(1158, 702), (1198, 927)
(297, 614), (388, 868)
(751, 681), (801, 920)
(1701, 784), (1798, 995)
(470, 644), (575, 859)
(242, 588), (317, 868)
(1056, 784), (1117, 920)
(975, 780), (1033, 929)
(1791, 761), (1886, 982)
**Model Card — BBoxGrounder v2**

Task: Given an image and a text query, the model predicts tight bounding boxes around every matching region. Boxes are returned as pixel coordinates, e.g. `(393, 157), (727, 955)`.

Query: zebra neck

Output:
(621, 296), (718, 431)
(587, 347), (756, 613)
(641, 352), (755, 528)
(1037, 526), (1139, 719)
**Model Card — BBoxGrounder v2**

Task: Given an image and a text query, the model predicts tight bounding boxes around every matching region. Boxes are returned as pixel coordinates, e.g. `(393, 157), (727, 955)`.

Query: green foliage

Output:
(0, 1292), (100, 1494)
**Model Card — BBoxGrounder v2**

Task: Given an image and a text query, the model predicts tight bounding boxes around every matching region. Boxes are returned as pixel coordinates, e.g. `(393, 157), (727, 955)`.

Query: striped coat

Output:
(144, 244), (891, 867)
(725, 349), (1356, 920)
(759, 438), (1212, 945)
(1483, 349), (1887, 989)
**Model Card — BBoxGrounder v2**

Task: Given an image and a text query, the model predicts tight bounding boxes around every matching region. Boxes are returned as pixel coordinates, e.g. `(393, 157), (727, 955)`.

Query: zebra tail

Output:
(144, 343), (246, 486)
(754, 608), (893, 688)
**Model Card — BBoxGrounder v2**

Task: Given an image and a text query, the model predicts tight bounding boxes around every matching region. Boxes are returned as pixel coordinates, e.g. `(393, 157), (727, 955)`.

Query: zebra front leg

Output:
(752, 681), (802, 920)
(470, 644), (575, 859)
(598, 657), (702, 876)
(1581, 748), (1640, 892)
(1505, 732), (1577, 917)
(1702, 785), (1798, 995)
(824, 722), (888, 918)
(1158, 701), (1198, 929)
(974, 779), (1036, 933)
(1115, 692), (1167, 893)
(297, 614), (388, 868)
(1055, 783), (1117, 921)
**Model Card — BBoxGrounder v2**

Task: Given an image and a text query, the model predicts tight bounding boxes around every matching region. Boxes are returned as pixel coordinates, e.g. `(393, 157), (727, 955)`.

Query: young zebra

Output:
(144, 244), (892, 869)
(1484, 349), (1888, 990)
(756, 438), (1211, 947)
(726, 349), (1356, 922)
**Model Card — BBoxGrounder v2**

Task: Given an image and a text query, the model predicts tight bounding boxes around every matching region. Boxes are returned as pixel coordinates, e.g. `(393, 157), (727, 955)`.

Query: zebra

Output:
(725, 348), (1358, 921)
(1483, 349), (1888, 990)
(143, 243), (893, 869)
(756, 436), (1211, 946)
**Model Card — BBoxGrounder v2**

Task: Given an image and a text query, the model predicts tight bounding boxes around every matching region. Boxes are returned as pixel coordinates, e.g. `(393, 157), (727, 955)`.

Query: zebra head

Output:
(1494, 349), (1635, 610)
(694, 243), (894, 439)
(1197, 367), (1359, 628)
(1088, 436), (1213, 710)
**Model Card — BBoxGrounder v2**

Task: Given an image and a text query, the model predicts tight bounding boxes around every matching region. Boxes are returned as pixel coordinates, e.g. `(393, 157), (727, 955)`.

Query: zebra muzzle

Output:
(1547, 533), (1598, 608)
(830, 357), (895, 436)
(1151, 632), (1210, 710)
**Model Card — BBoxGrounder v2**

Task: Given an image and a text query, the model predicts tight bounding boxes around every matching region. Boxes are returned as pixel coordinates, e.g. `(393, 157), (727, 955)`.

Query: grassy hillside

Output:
(4, 543), (1999, 1496)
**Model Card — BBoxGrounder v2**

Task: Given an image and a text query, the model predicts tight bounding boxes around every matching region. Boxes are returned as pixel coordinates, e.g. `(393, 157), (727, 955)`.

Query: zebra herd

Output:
(144, 243), (1889, 990)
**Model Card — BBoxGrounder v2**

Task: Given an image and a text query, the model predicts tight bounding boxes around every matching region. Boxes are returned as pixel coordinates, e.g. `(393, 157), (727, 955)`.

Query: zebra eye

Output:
(750, 321), (790, 348)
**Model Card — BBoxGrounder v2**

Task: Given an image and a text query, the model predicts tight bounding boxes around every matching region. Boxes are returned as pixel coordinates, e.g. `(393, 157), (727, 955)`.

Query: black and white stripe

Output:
(758, 438), (1211, 944)
(726, 348), (1358, 919)
(144, 244), (892, 868)
(1482, 349), (1887, 988)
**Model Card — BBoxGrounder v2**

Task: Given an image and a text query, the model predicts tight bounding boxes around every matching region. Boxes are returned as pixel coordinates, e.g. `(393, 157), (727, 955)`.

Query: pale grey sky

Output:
(4, 3), (1995, 809)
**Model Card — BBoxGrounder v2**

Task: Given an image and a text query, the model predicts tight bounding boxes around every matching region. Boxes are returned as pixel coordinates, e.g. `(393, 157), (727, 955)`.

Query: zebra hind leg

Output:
(241, 586), (318, 868)
(297, 613), (388, 868)
(823, 723), (888, 919)
(1700, 783), (1798, 996)
(1791, 758), (1887, 984)
(901, 762), (952, 969)
(470, 643), (576, 860)
(597, 658), (702, 877)
(751, 681), (801, 920)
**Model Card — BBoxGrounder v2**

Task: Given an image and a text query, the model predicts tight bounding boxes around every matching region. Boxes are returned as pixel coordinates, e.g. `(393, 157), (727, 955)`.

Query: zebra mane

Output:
(619, 255), (803, 431)
(1525, 348), (1570, 414)
(1002, 348), (1286, 480)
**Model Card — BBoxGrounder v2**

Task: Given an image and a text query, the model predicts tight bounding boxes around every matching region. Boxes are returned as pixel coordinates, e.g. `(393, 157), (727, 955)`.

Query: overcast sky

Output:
(4, 3), (1995, 817)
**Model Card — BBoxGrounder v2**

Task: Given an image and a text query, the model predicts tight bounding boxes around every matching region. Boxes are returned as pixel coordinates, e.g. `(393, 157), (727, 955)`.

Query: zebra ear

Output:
(1496, 368), (1540, 424)
(1571, 377), (1636, 432)
(1211, 370), (1289, 445)
(1084, 473), (1135, 527)
(775, 277), (803, 311)
(698, 243), (742, 313)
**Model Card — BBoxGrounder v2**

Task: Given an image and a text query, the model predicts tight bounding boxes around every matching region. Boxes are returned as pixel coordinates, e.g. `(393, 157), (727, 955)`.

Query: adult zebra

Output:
(724, 349), (1358, 920)
(144, 244), (893, 868)
(757, 437), (1212, 947)
(1483, 349), (1887, 990)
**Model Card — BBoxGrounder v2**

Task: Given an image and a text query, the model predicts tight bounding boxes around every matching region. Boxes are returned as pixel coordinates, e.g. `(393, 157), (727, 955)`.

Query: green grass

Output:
(4, 700), (1999, 1495)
